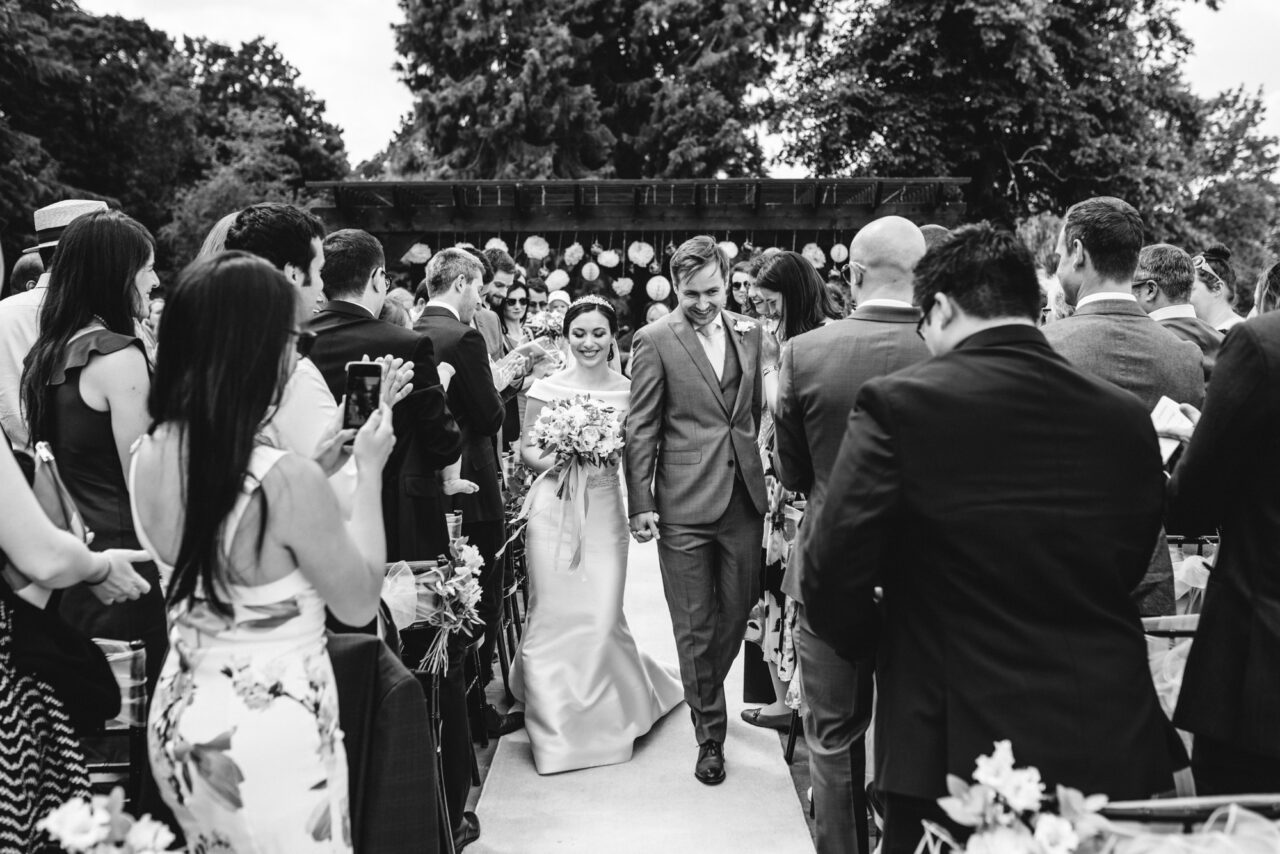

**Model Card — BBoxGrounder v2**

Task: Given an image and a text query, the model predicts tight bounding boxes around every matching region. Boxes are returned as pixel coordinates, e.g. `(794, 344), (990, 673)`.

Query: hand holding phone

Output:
(343, 361), (384, 430)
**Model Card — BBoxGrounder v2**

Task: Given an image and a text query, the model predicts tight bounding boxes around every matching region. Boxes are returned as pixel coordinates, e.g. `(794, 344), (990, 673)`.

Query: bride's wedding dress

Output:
(510, 376), (683, 774)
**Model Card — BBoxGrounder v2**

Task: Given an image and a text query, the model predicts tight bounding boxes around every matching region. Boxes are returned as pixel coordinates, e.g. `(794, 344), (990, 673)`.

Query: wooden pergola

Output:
(308, 178), (969, 268)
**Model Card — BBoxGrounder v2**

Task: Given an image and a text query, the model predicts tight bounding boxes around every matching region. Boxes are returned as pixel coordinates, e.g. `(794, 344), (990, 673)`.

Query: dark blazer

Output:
(415, 305), (506, 524)
(1158, 314), (1223, 382)
(803, 325), (1177, 801)
(473, 307), (505, 361)
(307, 300), (462, 561)
(1169, 314), (1280, 756)
(1043, 297), (1204, 615)
(328, 632), (440, 854)
(773, 304), (931, 603)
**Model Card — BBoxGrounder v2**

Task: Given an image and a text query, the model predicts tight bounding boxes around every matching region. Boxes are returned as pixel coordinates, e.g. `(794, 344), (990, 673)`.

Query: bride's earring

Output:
(609, 343), (617, 361)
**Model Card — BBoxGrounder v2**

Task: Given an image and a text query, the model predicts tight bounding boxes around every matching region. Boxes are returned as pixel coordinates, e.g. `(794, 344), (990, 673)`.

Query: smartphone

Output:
(343, 361), (383, 430)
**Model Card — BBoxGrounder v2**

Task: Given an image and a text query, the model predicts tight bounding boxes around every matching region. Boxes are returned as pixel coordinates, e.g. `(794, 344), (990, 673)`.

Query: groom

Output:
(625, 236), (768, 785)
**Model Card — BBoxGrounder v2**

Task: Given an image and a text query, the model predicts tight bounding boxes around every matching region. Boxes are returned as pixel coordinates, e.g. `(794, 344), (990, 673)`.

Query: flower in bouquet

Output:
(523, 310), (560, 341)
(563, 241), (585, 267)
(414, 543), (484, 674)
(528, 394), (626, 469)
(40, 787), (180, 853)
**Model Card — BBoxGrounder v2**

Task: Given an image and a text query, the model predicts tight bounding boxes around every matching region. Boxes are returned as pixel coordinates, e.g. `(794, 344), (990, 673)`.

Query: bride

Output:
(508, 295), (683, 774)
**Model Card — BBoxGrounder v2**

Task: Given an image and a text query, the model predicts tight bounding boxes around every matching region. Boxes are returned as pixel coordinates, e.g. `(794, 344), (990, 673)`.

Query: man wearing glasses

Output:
(1131, 244), (1223, 381)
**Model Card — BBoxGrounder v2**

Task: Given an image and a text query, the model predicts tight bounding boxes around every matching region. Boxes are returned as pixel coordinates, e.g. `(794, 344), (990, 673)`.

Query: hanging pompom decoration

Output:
(646, 275), (671, 301)
(628, 241), (655, 267)
(830, 243), (849, 264)
(613, 277), (634, 297)
(802, 243), (827, 269)
(717, 241), (739, 261)
(764, 246), (783, 256)
(401, 243), (433, 264)
(523, 235), (550, 261)
(597, 249), (620, 269)
(581, 261), (600, 282)
(484, 237), (510, 254)
(563, 241), (585, 267)
(590, 241), (604, 256)
(546, 269), (570, 291)
(648, 261), (662, 274)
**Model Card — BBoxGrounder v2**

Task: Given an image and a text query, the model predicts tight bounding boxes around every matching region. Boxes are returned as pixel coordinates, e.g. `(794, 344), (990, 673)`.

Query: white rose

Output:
(1000, 767), (1045, 813)
(965, 825), (1035, 854)
(126, 815), (178, 852)
(37, 797), (110, 852)
(973, 740), (1017, 791)
(1033, 814), (1079, 854)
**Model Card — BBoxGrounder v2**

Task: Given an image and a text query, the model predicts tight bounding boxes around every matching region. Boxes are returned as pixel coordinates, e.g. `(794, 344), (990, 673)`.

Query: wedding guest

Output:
(1164, 309), (1280, 794)
(386, 284), (416, 317)
(20, 209), (167, 684)
(825, 281), (850, 318)
(773, 216), (931, 854)
(0, 199), (107, 451)
(526, 279), (549, 314)
(728, 260), (755, 315)
(308, 228), (461, 567)
(463, 248), (505, 362)
(1190, 244), (1246, 333)
(618, 301), (671, 370)
(379, 297), (412, 329)
(1044, 196), (1201, 617)
(4, 250), (42, 300)
(132, 251), (394, 851)
(196, 210), (240, 259)
(1253, 261), (1280, 316)
(919, 223), (951, 251)
(805, 223), (1178, 854)
(547, 288), (571, 322)
(483, 247), (519, 314)
(499, 282), (534, 449)
(743, 251), (842, 734)
(1131, 244), (1223, 381)
(414, 248), (508, 847)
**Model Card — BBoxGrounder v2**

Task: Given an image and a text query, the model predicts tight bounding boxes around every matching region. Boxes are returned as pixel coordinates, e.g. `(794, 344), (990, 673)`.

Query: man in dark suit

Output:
(805, 224), (1177, 854)
(1132, 243), (1223, 381)
(307, 229), (462, 564)
(772, 215), (931, 854)
(1164, 311), (1280, 794)
(1043, 196), (1204, 616)
(414, 248), (511, 679)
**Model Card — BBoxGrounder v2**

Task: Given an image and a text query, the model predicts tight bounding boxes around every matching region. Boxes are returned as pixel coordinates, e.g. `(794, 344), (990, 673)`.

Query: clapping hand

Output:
(88, 549), (153, 606)
(362, 354), (414, 407)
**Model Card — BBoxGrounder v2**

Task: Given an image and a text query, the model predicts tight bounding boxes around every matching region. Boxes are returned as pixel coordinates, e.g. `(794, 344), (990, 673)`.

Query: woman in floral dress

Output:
(129, 253), (394, 852)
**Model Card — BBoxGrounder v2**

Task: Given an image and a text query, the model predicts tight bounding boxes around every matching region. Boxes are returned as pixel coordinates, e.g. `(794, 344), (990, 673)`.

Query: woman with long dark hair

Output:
(131, 252), (393, 851)
(739, 250), (842, 730)
(19, 209), (168, 682)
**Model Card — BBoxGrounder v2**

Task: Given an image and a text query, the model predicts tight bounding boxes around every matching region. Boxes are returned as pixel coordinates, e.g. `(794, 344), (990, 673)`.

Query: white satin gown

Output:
(510, 377), (683, 774)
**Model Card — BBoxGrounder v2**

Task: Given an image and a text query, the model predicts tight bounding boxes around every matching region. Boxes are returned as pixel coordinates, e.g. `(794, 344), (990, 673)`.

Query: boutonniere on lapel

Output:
(732, 319), (756, 334)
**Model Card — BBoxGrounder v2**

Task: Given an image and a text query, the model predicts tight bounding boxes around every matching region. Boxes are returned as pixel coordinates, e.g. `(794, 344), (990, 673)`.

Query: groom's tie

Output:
(696, 321), (725, 382)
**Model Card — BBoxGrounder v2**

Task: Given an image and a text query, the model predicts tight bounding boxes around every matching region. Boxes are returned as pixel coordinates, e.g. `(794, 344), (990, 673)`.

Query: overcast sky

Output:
(80, 0), (1280, 172)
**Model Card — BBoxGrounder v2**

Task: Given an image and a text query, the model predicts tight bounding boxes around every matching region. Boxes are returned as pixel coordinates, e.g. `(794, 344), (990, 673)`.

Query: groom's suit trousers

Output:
(656, 476), (762, 745)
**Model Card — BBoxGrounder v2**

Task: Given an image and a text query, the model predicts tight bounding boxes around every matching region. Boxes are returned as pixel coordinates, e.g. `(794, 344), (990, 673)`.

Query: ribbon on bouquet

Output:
(496, 458), (592, 574)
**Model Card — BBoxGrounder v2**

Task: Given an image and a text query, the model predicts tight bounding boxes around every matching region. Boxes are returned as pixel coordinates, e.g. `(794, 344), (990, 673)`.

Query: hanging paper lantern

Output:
(830, 243), (849, 264)
(581, 262), (600, 282)
(401, 243), (432, 264)
(613, 277), (634, 297)
(523, 235), (550, 261)
(598, 249), (620, 269)
(628, 241), (655, 267)
(484, 237), (510, 254)
(646, 275), (671, 301)
(546, 269), (571, 291)
(802, 243), (827, 269)
(717, 241), (739, 261)
(563, 241), (585, 267)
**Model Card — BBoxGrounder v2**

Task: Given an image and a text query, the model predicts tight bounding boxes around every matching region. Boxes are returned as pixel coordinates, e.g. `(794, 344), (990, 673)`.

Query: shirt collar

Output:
(426, 299), (460, 321)
(1076, 291), (1137, 308)
(34, 272), (51, 290)
(858, 298), (914, 309)
(1149, 304), (1197, 322)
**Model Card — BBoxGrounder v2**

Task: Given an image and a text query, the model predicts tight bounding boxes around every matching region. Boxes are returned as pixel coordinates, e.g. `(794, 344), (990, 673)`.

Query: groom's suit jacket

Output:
(625, 307), (767, 524)
(803, 324), (1178, 801)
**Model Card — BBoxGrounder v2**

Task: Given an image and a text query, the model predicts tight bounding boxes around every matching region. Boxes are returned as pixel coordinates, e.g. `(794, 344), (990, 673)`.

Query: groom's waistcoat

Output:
(718, 328), (743, 410)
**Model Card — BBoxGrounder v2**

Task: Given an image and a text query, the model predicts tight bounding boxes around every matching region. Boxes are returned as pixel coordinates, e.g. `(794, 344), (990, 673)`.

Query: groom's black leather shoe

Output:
(695, 740), (726, 785)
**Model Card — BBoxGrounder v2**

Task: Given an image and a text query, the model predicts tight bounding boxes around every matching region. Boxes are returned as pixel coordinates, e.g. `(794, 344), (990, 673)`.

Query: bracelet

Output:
(85, 553), (112, 586)
(762, 366), (778, 377)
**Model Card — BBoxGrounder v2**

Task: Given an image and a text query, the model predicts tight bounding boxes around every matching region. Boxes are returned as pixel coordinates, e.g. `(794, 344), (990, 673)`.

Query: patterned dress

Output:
(134, 445), (352, 853)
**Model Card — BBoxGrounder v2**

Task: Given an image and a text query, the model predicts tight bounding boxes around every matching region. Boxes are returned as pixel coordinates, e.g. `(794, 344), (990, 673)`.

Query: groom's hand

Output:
(629, 511), (661, 543)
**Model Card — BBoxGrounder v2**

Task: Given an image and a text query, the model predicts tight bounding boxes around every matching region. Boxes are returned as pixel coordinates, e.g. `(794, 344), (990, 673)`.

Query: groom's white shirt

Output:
(694, 313), (726, 381)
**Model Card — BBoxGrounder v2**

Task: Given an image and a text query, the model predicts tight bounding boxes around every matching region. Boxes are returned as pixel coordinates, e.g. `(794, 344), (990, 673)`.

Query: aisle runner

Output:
(472, 540), (815, 854)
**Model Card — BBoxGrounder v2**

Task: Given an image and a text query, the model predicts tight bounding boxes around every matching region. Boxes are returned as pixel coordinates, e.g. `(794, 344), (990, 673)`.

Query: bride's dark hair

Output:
(562, 296), (618, 336)
(148, 251), (298, 615)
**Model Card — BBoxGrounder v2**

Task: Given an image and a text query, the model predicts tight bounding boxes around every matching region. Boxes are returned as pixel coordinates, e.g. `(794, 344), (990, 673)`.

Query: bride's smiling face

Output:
(567, 309), (613, 368)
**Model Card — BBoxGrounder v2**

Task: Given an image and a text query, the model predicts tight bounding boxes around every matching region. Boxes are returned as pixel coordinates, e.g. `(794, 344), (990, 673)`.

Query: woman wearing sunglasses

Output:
(727, 260), (756, 317)
(1190, 244), (1246, 333)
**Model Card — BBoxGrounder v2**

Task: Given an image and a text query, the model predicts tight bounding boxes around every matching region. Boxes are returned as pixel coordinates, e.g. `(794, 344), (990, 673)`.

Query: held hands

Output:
(629, 511), (661, 543)
(353, 403), (396, 473)
(88, 549), (153, 606)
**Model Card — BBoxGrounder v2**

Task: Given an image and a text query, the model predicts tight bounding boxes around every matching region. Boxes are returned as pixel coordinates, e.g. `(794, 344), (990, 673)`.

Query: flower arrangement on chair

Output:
(411, 538), (485, 675)
(40, 788), (180, 853)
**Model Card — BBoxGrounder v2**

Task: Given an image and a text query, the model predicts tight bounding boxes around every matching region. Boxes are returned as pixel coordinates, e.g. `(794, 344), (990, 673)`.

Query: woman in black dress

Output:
(20, 209), (167, 687)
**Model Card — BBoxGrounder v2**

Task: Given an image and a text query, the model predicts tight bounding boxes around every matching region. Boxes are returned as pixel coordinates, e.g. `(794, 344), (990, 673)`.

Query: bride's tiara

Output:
(570, 295), (615, 313)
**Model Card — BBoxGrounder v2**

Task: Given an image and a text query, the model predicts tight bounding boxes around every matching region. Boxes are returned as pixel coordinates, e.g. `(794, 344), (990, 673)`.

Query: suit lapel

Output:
(670, 313), (730, 416)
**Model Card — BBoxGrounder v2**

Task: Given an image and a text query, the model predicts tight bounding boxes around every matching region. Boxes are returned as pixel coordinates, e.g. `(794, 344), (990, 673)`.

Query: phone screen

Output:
(343, 362), (383, 430)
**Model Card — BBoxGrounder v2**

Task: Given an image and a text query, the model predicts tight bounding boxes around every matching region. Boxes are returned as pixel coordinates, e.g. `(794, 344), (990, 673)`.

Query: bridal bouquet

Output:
(40, 788), (180, 853)
(919, 741), (1111, 854)
(528, 394), (626, 469)
(523, 310), (561, 341)
(413, 538), (485, 674)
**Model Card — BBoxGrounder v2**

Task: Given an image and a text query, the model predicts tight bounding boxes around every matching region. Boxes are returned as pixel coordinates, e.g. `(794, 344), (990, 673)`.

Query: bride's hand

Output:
(629, 511), (660, 543)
